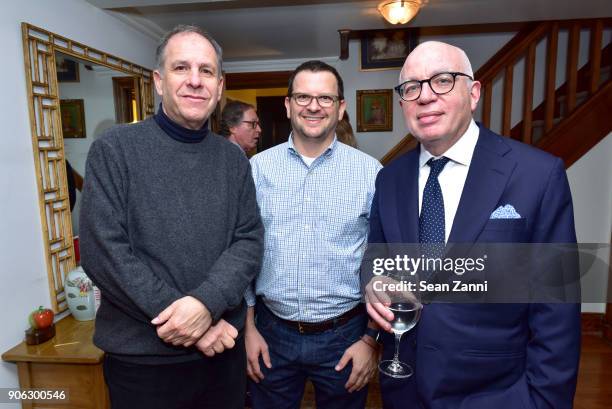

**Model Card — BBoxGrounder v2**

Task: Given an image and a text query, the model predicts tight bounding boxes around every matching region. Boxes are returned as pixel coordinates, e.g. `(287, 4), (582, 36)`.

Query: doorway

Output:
(224, 70), (292, 154)
(256, 96), (291, 152)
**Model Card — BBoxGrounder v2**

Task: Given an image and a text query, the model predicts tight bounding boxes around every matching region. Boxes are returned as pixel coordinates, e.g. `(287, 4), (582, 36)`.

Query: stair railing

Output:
(477, 19), (610, 144)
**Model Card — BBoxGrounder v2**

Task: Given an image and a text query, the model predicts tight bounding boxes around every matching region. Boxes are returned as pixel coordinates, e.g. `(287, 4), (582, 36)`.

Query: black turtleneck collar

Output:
(154, 103), (209, 143)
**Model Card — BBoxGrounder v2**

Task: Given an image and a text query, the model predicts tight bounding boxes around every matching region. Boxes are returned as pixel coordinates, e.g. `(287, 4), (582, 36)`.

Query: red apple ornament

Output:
(29, 306), (54, 329)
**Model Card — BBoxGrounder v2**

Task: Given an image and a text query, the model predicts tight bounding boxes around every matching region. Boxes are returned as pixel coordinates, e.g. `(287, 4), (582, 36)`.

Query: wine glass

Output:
(378, 287), (422, 378)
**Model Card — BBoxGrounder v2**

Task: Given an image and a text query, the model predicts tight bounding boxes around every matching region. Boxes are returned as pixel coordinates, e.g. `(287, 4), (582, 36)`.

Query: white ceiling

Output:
(86, 0), (612, 62)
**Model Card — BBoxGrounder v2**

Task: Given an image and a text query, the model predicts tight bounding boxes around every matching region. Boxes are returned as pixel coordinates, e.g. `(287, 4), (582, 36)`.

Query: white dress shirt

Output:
(418, 120), (480, 243)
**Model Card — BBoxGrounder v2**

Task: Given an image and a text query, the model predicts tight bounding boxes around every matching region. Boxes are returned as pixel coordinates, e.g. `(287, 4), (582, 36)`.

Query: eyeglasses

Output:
(241, 120), (260, 129)
(394, 72), (474, 102)
(290, 93), (340, 108)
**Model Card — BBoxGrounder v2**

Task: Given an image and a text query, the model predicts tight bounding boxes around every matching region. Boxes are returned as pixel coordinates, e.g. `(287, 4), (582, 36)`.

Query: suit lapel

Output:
(396, 149), (420, 243)
(448, 127), (516, 243)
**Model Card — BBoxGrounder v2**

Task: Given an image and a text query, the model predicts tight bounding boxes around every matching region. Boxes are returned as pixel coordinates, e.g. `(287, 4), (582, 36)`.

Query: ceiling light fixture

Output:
(377, 0), (427, 25)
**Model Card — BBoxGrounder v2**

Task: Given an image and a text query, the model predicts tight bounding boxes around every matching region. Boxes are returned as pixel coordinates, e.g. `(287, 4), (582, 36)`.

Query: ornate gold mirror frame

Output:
(21, 22), (155, 312)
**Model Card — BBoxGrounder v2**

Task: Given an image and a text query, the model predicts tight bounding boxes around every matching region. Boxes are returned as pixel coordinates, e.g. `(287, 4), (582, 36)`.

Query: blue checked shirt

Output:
(245, 136), (382, 322)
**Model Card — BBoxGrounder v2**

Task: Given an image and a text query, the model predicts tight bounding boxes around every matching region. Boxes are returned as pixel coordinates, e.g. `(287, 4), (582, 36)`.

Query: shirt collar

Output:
(287, 133), (338, 158)
(419, 119), (479, 168)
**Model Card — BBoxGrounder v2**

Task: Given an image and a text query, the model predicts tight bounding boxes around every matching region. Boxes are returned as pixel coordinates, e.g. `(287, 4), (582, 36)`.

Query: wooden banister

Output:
(566, 23), (580, 114)
(511, 41), (612, 141)
(475, 22), (550, 83)
(502, 65), (514, 136)
(380, 18), (611, 167)
(482, 82), (492, 129)
(589, 20), (604, 94)
(380, 134), (418, 166)
(544, 23), (559, 133)
(522, 43), (536, 144)
(537, 80), (612, 167)
(473, 17), (610, 148)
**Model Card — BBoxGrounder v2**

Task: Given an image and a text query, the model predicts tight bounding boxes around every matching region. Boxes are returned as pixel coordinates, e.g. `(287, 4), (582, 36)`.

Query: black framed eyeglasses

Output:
(290, 93), (340, 108)
(394, 72), (474, 102)
(241, 120), (260, 129)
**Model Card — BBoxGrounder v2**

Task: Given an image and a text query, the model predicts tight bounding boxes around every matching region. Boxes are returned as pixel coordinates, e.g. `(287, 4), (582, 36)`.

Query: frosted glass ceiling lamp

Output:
(377, 0), (426, 25)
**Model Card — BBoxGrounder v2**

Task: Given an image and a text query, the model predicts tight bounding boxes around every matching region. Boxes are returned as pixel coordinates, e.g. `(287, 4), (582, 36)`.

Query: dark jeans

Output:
(103, 336), (246, 409)
(249, 304), (368, 409)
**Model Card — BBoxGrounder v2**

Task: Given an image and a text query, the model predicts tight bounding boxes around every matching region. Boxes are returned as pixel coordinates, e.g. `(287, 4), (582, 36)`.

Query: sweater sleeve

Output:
(80, 137), (183, 322)
(187, 157), (264, 321)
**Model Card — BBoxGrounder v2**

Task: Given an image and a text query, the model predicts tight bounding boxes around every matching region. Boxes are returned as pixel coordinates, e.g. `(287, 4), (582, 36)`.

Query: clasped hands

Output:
(151, 296), (238, 357)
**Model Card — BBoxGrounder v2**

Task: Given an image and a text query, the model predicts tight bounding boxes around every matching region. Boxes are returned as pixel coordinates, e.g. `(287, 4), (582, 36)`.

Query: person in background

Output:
(65, 160), (83, 211)
(220, 100), (262, 154)
(336, 112), (358, 148)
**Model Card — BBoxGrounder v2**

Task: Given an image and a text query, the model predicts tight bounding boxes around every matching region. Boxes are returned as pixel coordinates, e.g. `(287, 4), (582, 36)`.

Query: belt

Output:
(270, 304), (364, 335)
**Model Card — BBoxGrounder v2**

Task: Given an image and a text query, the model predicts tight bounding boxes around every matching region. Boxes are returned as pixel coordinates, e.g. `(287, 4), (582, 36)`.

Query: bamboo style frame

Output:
(21, 23), (155, 312)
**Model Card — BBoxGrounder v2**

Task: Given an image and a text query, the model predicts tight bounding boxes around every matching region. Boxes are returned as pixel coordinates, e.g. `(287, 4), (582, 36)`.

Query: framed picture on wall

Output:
(56, 53), (80, 82)
(60, 99), (86, 138)
(356, 89), (393, 132)
(360, 29), (418, 70)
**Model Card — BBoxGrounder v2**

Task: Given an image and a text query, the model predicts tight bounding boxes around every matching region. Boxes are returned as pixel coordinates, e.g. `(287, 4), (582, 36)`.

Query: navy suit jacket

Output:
(370, 125), (581, 409)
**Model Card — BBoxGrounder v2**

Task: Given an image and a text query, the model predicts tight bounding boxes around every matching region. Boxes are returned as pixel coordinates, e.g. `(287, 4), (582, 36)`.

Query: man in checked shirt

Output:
(244, 60), (383, 409)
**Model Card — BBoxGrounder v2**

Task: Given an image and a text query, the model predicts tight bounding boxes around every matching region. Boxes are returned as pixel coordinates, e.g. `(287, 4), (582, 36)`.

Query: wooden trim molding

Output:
(380, 133), (418, 166)
(340, 22), (528, 60)
(605, 304), (612, 341)
(225, 71), (292, 90)
(21, 23), (155, 313)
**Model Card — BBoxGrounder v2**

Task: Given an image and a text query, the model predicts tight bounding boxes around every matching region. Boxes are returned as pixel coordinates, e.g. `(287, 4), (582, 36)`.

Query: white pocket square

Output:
(490, 204), (521, 219)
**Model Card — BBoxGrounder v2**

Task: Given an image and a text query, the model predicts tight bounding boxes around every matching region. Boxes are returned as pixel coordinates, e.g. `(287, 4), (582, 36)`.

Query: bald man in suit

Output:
(365, 41), (580, 409)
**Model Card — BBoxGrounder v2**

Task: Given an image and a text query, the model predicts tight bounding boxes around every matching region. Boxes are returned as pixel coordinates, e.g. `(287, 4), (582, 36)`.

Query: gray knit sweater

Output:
(79, 117), (263, 363)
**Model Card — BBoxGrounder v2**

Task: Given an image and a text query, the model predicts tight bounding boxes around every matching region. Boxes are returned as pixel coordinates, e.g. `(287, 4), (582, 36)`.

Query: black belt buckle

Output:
(298, 322), (305, 334)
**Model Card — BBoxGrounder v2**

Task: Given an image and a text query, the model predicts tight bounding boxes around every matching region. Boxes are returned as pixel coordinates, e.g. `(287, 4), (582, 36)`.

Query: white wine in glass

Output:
(379, 301), (422, 378)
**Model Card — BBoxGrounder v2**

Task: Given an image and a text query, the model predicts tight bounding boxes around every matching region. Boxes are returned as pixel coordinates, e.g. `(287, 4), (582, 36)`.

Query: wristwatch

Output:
(364, 326), (381, 344)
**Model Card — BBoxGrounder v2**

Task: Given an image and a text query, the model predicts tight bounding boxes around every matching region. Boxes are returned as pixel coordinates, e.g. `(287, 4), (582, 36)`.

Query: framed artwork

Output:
(360, 29), (418, 70)
(60, 99), (86, 138)
(356, 89), (393, 132)
(56, 53), (80, 82)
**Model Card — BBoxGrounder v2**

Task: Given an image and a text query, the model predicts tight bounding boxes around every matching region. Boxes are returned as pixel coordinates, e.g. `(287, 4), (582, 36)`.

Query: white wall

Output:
(567, 133), (612, 313)
(0, 0), (157, 399)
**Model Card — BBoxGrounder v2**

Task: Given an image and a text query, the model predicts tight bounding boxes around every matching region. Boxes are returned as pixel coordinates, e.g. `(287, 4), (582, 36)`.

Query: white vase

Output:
(65, 267), (97, 321)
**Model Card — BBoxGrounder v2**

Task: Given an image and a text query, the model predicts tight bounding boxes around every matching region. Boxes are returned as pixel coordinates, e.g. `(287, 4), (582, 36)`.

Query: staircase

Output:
(381, 18), (612, 168)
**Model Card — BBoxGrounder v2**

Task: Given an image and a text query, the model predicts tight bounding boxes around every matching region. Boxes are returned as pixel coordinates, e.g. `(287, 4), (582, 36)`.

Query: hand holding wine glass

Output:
(373, 274), (422, 379)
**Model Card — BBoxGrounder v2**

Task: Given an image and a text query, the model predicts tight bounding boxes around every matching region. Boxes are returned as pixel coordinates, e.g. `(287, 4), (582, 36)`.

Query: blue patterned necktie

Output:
(419, 157), (450, 244)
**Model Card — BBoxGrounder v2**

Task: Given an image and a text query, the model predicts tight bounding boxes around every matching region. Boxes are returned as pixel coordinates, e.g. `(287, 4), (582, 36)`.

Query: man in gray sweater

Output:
(80, 25), (263, 409)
